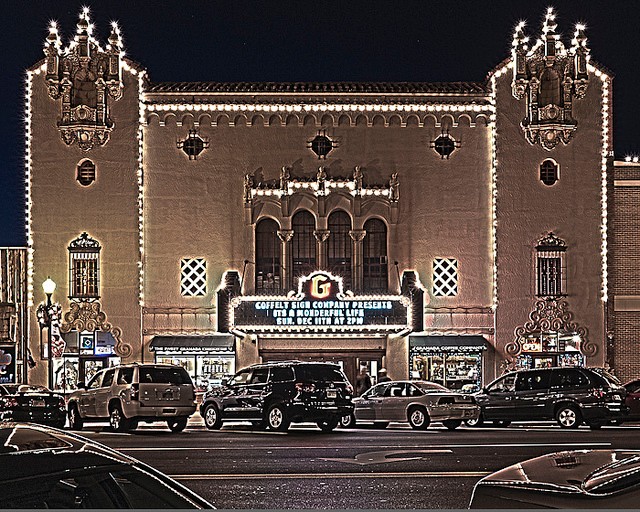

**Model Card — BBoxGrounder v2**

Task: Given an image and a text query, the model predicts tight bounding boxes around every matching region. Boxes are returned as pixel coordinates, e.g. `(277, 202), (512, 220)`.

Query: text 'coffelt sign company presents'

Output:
(231, 271), (410, 332)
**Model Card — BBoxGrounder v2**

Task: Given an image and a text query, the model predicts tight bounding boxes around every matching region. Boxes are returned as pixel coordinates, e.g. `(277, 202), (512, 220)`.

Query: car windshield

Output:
(295, 364), (347, 382)
(414, 382), (449, 393)
(583, 453), (640, 494)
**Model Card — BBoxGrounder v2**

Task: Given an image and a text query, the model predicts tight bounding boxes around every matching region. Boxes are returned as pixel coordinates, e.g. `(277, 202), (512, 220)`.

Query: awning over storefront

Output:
(409, 335), (488, 352)
(149, 335), (235, 353)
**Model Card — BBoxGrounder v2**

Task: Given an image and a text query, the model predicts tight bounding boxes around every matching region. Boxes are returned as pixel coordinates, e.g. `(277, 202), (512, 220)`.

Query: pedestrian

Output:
(355, 366), (372, 396)
(378, 368), (392, 383)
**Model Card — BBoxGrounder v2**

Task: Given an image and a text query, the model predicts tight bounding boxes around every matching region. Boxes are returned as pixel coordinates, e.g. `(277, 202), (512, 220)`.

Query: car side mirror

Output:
(221, 378), (229, 387)
(76, 381), (86, 389)
(482, 387), (489, 394)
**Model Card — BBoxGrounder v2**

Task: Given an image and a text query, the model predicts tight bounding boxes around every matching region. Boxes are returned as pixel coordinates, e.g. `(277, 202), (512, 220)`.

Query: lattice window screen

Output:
(433, 258), (458, 297)
(180, 258), (207, 296)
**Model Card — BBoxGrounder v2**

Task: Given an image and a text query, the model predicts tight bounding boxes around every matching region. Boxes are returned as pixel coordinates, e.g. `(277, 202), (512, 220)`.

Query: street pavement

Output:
(75, 416), (640, 509)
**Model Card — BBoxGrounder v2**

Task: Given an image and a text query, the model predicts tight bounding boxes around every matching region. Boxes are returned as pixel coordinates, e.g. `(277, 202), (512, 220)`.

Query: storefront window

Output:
(155, 354), (235, 390)
(516, 332), (585, 370)
(410, 351), (481, 391)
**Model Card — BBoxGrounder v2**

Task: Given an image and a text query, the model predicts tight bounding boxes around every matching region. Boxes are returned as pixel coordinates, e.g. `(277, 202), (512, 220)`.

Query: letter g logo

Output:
(311, 275), (331, 299)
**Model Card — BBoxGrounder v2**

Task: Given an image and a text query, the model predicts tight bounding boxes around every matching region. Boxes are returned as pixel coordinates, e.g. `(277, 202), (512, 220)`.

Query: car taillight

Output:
(346, 383), (353, 395)
(591, 388), (606, 398)
(130, 383), (139, 400)
(295, 382), (316, 393)
(58, 397), (66, 407)
(0, 397), (18, 408)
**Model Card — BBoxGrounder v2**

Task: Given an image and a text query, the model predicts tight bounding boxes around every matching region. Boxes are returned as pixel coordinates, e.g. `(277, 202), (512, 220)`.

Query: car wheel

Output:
(408, 406), (430, 430)
(372, 421), (389, 429)
(109, 404), (130, 433)
(167, 416), (188, 433)
(202, 403), (222, 430)
(340, 414), (356, 429)
(128, 418), (139, 431)
(556, 404), (582, 429)
(317, 417), (339, 433)
(68, 404), (83, 430)
(465, 413), (484, 428)
(266, 403), (290, 432)
(492, 420), (511, 427)
(442, 419), (462, 430)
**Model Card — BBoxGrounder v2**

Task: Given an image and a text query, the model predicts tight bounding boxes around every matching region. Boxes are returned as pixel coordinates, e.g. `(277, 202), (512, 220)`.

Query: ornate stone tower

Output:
(492, 8), (610, 373)
(27, 8), (142, 387)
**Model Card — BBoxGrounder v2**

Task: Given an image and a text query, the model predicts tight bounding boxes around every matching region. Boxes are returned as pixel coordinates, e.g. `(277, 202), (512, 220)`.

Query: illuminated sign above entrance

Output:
(231, 271), (411, 333)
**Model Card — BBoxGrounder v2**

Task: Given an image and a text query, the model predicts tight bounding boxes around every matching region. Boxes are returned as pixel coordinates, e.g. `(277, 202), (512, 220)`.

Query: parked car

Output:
(470, 449), (640, 508)
(466, 367), (627, 429)
(616, 379), (640, 424)
(67, 363), (197, 433)
(340, 380), (479, 430)
(0, 384), (66, 428)
(201, 361), (353, 432)
(0, 422), (213, 508)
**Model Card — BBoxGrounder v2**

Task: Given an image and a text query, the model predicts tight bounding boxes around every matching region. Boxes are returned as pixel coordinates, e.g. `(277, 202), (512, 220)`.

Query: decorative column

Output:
(314, 230), (330, 270)
(277, 229), (294, 290)
(349, 229), (366, 292)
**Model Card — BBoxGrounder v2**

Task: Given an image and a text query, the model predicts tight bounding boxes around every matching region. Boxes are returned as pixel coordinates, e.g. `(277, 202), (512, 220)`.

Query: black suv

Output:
(200, 361), (354, 432)
(468, 367), (627, 429)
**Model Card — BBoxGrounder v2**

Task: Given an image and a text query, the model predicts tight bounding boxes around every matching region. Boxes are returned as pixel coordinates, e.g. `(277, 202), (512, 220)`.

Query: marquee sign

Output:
(231, 271), (411, 333)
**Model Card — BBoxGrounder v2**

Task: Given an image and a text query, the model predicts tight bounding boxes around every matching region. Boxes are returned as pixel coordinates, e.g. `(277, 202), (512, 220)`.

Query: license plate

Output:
(159, 391), (175, 400)
(326, 390), (337, 398)
(31, 399), (45, 407)
(613, 395), (622, 401)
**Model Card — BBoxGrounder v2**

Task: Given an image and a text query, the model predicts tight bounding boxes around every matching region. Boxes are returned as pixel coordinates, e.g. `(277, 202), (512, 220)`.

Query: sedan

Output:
(340, 380), (478, 430)
(620, 379), (640, 423)
(0, 422), (213, 508)
(470, 449), (640, 508)
(0, 384), (66, 428)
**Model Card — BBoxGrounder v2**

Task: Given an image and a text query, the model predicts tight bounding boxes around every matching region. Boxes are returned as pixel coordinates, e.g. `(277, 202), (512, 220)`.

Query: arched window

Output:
(76, 160), (96, 186)
(292, 210), (317, 280)
(327, 210), (352, 290)
(363, 219), (388, 292)
(255, 219), (281, 292)
(540, 159), (559, 186)
(536, 232), (566, 297)
(68, 232), (101, 299)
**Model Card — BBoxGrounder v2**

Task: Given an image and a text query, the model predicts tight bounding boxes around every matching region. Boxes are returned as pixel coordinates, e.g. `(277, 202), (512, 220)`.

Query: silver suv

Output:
(67, 364), (197, 432)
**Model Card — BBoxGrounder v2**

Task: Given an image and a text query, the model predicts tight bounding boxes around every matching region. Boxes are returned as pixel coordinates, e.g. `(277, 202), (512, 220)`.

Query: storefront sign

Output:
(0, 346), (15, 384)
(232, 271), (410, 332)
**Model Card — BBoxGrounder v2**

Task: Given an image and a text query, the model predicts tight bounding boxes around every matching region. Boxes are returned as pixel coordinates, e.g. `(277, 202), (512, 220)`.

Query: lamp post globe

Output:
(42, 277), (56, 303)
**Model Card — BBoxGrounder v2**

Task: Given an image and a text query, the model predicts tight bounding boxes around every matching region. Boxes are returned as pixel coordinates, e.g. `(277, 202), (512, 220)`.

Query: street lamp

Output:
(36, 277), (57, 390)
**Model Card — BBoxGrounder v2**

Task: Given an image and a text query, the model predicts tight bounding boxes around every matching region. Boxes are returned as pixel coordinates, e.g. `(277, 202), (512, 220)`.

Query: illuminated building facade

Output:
(24, 8), (629, 391)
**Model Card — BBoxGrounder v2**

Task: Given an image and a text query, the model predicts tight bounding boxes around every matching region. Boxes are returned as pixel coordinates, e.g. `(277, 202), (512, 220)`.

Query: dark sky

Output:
(1, 1), (638, 246)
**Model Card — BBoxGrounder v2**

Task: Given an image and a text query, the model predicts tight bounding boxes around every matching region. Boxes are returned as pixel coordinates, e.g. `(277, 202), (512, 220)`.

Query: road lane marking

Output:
(115, 442), (611, 451)
(321, 449), (453, 465)
(170, 471), (489, 480)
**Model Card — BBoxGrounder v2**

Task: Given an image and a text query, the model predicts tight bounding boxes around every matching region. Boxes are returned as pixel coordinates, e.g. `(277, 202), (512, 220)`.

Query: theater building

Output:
(24, 8), (628, 391)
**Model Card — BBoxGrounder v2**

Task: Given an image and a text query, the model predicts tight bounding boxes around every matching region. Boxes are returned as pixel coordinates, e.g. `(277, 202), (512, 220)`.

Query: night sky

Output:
(1, 1), (638, 246)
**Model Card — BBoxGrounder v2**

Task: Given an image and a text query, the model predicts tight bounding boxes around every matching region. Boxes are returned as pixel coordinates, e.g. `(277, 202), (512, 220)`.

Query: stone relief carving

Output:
(43, 9), (124, 151)
(511, 8), (590, 150)
(60, 301), (132, 357)
(507, 297), (595, 357)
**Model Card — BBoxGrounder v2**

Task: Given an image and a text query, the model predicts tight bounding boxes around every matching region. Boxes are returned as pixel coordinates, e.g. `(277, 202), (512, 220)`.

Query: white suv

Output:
(67, 364), (197, 432)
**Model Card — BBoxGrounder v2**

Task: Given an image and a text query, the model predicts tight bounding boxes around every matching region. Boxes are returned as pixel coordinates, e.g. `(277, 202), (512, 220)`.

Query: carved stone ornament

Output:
(277, 229), (294, 243)
(313, 229), (330, 243)
(537, 231), (566, 251)
(68, 231), (101, 252)
(506, 297), (596, 357)
(43, 10), (124, 151)
(60, 301), (132, 357)
(511, 9), (590, 151)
